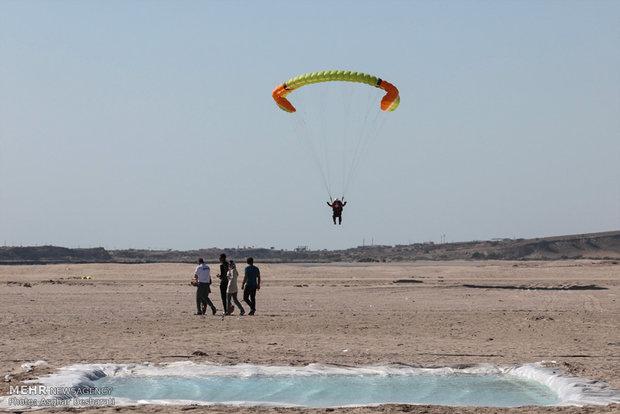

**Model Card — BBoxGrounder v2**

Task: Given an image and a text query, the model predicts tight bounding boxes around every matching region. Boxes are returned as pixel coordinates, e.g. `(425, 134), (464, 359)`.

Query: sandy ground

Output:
(0, 260), (619, 413)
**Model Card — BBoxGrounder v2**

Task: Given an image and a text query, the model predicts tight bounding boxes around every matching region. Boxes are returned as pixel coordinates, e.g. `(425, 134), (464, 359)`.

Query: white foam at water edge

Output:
(1, 361), (618, 410)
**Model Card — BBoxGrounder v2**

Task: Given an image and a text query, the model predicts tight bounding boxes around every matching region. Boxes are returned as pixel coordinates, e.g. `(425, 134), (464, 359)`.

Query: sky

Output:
(1, 0), (619, 251)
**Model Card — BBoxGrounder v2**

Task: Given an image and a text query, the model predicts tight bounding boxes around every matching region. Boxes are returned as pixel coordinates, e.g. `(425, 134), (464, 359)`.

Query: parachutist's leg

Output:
(339, 216), (342, 225)
(333, 215), (337, 225)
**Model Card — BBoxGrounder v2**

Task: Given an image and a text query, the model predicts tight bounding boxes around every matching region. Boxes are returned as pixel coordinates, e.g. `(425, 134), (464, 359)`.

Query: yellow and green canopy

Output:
(272, 70), (400, 113)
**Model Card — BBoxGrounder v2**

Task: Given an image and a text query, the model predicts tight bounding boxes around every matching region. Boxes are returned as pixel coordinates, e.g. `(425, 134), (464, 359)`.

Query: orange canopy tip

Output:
(272, 83), (297, 113)
(378, 80), (400, 111)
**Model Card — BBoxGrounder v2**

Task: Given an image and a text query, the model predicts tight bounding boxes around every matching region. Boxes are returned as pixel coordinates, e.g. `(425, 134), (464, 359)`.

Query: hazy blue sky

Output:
(1, 0), (619, 251)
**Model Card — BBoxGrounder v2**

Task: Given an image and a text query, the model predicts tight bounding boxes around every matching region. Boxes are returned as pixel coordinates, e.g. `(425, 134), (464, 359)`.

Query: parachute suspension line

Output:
(317, 87), (332, 199)
(342, 89), (386, 197)
(272, 71), (400, 200)
(341, 84), (355, 200)
(336, 84), (379, 200)
(346, 109), (388, 196)
(342, 121), (368, 197)
(294, 112), (333, 200)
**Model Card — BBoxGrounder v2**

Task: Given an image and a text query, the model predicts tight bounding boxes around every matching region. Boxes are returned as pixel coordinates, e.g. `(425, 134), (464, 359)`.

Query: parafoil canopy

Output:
(272, 70), (400, 113)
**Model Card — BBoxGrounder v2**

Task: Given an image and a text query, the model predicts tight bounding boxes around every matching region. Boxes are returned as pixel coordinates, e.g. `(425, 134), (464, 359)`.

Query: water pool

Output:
(3, 361), (619, 409)
(90, 372), (559, 407)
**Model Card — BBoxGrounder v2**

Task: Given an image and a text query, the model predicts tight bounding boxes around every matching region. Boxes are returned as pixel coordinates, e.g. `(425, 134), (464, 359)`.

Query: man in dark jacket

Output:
(216, 253), (229, 314)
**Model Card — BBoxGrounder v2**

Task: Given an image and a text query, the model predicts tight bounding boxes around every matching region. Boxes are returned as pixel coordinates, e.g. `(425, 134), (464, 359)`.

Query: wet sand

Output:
(1, 260), (619, 413)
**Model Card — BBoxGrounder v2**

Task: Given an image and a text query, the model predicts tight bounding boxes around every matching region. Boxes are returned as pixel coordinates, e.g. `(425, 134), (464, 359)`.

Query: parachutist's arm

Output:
(343, 201), (347, 206)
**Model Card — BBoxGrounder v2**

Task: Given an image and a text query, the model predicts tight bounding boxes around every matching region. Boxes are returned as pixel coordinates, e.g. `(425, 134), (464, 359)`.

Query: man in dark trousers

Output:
(242, 257), (261, 315)
(193, 258), (216, 315)
(216, 253), (229, 314)
(327, 198), (347, 225)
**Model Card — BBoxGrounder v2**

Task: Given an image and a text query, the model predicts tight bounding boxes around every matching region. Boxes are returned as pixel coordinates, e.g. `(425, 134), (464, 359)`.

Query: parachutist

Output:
(327, 199), (347, 225)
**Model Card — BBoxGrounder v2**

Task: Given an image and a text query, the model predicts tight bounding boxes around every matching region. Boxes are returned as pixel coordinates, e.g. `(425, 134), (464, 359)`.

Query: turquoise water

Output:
(90, 373), (561, 407)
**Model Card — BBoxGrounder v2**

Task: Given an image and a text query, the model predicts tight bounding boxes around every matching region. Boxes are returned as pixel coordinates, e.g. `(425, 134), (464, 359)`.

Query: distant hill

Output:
(0, 246), (111, 264)
(1, 231), (618, 265)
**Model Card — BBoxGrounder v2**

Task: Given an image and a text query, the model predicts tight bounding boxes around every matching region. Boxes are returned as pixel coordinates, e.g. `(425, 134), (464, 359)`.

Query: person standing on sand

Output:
(194, 258), (216, 315)
(216, 253), (229, 314)
(225, 260), (245, 316)
(242, 257), (260, 315)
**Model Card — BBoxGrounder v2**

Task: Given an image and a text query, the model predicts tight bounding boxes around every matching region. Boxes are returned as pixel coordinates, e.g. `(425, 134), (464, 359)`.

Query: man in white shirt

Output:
(194, 258), (216, 315)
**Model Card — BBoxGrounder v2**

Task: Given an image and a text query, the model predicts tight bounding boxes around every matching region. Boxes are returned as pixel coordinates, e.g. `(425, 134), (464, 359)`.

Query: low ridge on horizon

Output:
(1, 230), (618, 264)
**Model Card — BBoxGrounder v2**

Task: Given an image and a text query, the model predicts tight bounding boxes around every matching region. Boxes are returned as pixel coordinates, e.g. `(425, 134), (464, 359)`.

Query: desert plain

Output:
(0, 260), (618, 413)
